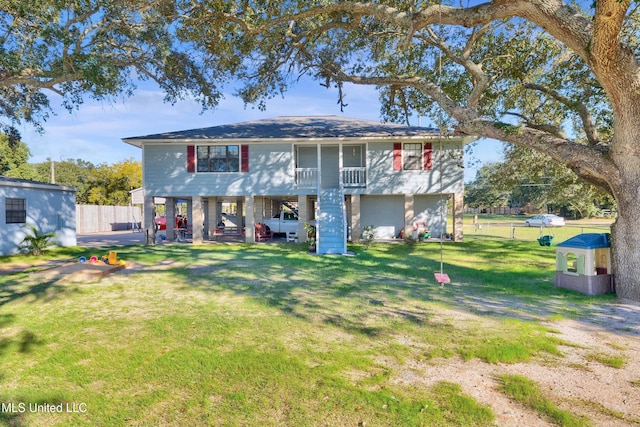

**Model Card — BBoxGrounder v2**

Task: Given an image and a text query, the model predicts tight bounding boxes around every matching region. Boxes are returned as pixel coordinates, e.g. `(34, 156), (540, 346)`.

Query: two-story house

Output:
(123, 115), (473, 254)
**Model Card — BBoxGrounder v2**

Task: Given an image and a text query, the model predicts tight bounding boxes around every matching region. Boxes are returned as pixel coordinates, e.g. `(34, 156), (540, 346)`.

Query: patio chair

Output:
(255, 223), (273, 242)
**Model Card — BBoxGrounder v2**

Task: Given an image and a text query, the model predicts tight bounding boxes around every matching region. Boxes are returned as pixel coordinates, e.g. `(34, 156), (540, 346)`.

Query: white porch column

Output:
(192, 197), (203, 244)
(166, 197), (175, 242)
(143, 195), (156, 245)
(453, 193), (464, 241)
(404, 194), (415, 237)
(297, 194), (308, 243)
(351, 194), (361, 241)
(185, 199), (192, 227)
(254, 197), (264, 223)
(207, 197), (218, 240)
(245, 196), (255, 243)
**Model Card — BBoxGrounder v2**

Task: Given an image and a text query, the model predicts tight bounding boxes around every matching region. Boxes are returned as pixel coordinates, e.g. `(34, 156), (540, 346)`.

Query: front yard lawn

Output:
(0, 240), (617, 426)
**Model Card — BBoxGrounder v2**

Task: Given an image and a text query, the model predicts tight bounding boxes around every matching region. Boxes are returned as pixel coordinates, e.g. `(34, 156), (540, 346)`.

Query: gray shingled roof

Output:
(0, 175), (76, 191)
(123, 116), (441, 146)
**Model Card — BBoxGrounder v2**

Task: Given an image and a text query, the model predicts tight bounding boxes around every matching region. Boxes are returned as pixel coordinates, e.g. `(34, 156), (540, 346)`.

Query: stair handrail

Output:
(339, 181), (347, 253)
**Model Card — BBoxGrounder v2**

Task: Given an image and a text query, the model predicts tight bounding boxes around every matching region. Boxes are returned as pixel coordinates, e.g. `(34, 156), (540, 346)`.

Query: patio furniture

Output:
(255, 223), (273, 242)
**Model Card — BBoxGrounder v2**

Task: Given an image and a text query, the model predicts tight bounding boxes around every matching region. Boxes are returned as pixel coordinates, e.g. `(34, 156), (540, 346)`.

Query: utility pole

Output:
(50, 159), (55, 184)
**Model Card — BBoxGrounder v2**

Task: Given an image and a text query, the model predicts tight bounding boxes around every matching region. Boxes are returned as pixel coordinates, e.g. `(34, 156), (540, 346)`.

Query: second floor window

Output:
(403, 143), (423, 170)
(393, 142), (433, 171)
(197, 145), (240, 172)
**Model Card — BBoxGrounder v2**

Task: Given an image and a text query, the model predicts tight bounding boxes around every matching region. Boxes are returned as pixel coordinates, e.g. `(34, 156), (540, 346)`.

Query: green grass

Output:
(586, 352), (626, 369)
(498, 374), (591, 427)
(0, 239), (615, 426)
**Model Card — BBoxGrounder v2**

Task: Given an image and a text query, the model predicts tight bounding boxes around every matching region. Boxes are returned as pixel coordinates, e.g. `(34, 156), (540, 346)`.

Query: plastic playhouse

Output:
(555, 233), (613, 295)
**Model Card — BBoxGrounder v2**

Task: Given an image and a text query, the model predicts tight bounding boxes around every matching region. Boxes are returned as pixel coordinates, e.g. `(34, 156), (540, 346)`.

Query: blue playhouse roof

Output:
(557, 233), (611, 249)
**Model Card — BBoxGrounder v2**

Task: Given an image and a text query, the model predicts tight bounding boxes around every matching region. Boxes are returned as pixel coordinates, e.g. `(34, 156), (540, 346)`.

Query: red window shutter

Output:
(424, 142), (433, 170)
(393, 143), (402, 171)
(187, 146), (195, 173)
(241, 145), (249, 172)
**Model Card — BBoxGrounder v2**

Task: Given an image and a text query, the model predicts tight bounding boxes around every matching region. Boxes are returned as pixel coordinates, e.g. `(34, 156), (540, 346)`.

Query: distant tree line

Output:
(1, 133), (141, 206)
(465, 145), (616, 219)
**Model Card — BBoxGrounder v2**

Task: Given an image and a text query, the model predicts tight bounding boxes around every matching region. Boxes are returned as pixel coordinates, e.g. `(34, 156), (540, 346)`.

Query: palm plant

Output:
(19, 224), (57, 256)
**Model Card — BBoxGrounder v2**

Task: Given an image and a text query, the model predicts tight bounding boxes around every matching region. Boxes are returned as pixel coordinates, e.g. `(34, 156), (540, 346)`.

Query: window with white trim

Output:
(403, 143), (423, 170)
(197, 145), (240, 172)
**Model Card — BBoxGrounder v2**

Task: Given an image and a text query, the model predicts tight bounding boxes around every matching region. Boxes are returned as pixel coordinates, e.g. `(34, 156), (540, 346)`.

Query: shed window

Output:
(5, 198), (26, 224)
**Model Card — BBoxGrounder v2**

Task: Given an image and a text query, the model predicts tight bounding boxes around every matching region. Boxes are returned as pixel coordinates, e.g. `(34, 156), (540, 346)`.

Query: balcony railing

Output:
(295, 167), (367, 189)
(342, 167), (366, 188)
(295, 168), (318, 189)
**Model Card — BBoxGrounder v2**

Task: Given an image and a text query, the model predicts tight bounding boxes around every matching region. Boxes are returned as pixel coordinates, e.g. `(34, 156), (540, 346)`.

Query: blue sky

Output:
(21, 79), (503, 182)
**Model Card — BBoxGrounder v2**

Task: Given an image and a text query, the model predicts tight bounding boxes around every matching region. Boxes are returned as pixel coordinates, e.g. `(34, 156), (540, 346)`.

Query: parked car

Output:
(524, 214), (565, 227)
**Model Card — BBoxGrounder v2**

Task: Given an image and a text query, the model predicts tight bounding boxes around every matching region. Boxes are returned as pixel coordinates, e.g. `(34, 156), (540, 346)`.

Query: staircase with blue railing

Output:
(316, 188), (346, 254)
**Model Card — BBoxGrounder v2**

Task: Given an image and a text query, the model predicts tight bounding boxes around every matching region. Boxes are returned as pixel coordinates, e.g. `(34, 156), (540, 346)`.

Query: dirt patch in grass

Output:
(392, 305), (640, 426)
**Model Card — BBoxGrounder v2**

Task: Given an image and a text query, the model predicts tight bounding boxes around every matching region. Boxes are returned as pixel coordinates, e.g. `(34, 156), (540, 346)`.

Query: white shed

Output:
(0, 176), (77, 256)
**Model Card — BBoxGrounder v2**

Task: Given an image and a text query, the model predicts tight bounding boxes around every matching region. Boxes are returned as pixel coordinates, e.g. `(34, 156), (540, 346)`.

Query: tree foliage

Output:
(490, 145), (615, 218)
(467, 146), (616, 218)
(0, 0), (221, 136)
(0, 133), (33, 176)
(464, 163), (510, 210)
(1, 148), (141, 206)
(87, 159), (141, 205)
(174, 0), (627, 195)
(32, 158), (96, 203)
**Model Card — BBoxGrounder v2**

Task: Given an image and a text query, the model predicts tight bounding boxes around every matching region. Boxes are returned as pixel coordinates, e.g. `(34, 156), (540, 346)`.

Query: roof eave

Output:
(122, 134), (473, 147)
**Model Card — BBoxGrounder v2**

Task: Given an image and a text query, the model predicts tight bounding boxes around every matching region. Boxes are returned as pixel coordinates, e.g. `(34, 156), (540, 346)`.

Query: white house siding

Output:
(142, 143), (298, 197)
(364, 141), (464, 195)
(414, 195), (447, 238)
(360, 195), (405, 239)
(142, 140), (464, 198)
(0, 179), (76, 256)
(126, 116), (472, 244)
(358, 195), (443, 239)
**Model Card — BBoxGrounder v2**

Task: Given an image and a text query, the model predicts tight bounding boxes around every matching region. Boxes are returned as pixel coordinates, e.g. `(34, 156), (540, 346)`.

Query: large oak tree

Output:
(176, 0), (640, 301)
(4, 1), (640, 301)
(0, 0), (220, 135)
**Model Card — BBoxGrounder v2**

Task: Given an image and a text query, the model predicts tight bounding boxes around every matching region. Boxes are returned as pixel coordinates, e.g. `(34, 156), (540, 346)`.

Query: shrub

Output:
(304, 223), (316, 252)
(404, 234), (417, 247)
(361, 225), (376, 248)
(18, 224), (57, 256)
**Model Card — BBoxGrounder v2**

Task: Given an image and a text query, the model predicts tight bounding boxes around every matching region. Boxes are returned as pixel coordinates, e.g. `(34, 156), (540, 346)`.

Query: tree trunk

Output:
(607, 94), (640, 302)
(611, 183), (640, 302)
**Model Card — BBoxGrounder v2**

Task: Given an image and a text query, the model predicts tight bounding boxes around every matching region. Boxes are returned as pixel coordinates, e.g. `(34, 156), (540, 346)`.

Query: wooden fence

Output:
(76, 205), (142, 233)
